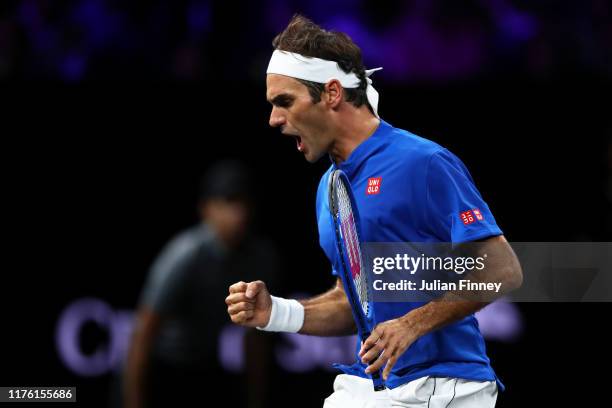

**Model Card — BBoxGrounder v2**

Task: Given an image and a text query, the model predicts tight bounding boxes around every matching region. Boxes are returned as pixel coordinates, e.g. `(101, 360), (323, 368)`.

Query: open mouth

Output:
(293, 135), (304, 152)
(282, 128), (305, 153)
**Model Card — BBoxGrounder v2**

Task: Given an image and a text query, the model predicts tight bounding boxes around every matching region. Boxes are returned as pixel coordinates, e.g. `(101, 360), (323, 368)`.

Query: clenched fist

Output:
(225, 280), (272, 328)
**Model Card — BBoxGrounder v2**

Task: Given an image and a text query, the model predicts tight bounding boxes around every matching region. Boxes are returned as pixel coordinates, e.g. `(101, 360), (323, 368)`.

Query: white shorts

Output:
(323, 374), (498, 408)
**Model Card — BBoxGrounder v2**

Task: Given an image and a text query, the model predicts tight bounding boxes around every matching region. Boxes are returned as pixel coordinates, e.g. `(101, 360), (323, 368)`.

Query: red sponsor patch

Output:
(460, 210), (475, 225)
(472, 208), (484, 221)
(366, 177), (382, 195)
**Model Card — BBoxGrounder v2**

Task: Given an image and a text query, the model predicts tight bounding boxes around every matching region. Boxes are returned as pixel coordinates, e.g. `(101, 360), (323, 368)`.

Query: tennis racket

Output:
(328, 169), (386, 392)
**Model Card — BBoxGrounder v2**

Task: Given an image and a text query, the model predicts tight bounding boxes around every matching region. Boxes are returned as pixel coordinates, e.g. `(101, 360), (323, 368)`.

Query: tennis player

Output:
(226, 15), (522, 407)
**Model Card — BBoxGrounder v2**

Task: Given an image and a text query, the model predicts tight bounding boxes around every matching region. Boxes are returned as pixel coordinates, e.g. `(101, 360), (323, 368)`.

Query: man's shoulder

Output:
(384, 123), (444, 159)
(315, 163), (335, 187)
(371, 123), (446, 175)
(315, 165), (334, 210)
(162, 225), (215, 259)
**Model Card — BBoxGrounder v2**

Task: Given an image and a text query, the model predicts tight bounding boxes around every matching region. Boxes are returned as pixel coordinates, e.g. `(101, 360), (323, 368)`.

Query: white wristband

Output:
(257, 296), (304, 333)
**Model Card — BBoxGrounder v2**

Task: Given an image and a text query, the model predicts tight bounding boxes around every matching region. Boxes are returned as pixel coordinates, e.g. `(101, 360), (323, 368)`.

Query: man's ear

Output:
(324, 79), (343, 109)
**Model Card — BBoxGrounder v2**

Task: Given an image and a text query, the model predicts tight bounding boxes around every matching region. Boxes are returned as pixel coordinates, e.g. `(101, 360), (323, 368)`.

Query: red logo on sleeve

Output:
(366, 177), (382, 195)
(472, 208), (484, 221)
(460, 210), (475, 225)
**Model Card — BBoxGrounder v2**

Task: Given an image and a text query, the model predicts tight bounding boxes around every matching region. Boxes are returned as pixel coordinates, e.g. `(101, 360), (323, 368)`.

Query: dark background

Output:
(2, 0), (611, 407)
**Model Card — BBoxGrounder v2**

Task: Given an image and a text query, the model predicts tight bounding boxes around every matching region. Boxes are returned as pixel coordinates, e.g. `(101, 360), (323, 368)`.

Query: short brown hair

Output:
(272, 14), (372, 113)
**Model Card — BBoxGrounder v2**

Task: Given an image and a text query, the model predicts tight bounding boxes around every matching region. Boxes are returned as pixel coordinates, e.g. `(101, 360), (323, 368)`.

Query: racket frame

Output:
(328, 169), (386, 392)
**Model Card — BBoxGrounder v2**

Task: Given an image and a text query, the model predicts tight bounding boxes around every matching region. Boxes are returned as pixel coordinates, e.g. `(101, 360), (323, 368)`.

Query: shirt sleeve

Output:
(139, 236), (197, 314)
(425, 149), (503, 243)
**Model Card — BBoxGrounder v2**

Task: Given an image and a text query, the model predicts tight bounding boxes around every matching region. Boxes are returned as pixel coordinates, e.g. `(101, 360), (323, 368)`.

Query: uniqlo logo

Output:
(472, 208), (484, 221)
(366, 177), (382, 195)
(460, 210), (475, 225)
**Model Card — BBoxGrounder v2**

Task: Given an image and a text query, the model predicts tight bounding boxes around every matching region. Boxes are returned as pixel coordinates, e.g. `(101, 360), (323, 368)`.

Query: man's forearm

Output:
(403, 299), (487, 339)
(404, 235), (523, 338)
(245, 329), (272, 408)
(124, 309), (159, 408)
(298, 279), (356, 336)
(124, 332), (150, 408)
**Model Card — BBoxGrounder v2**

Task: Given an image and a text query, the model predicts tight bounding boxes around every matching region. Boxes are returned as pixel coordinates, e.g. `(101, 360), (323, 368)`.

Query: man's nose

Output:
(269, 106), (285, 128)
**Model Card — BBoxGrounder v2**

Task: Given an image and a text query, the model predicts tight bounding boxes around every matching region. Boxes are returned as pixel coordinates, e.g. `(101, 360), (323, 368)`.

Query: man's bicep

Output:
(466, 234), (523, 291)
(480, 235), (522, 275)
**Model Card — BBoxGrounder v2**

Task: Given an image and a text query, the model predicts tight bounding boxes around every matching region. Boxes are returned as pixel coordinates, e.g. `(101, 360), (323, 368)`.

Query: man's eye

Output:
(272, 97), (293, 108)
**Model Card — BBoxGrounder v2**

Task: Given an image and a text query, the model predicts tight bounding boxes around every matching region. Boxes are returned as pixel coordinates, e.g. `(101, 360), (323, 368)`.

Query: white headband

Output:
(266, 50), (382, 117)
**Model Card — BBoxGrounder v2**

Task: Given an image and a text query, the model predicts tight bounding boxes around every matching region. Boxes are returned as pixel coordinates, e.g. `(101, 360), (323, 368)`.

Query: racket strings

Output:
(337, 180), (370, 316)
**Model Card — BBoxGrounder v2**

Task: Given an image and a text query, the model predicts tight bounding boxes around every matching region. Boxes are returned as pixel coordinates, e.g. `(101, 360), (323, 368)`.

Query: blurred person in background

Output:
(124, 160), (279, 408)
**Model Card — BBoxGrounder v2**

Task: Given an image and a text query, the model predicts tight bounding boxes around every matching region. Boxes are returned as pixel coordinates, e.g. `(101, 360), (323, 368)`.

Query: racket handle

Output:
(361, 331), (386, 391)
(371, 370), (386, 391)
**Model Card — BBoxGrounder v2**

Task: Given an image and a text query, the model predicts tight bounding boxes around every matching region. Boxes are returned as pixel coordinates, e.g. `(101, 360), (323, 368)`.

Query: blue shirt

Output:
(316, 119), (504, 390)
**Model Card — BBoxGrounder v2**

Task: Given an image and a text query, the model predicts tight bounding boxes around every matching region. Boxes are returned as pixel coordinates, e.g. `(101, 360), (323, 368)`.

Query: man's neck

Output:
(329, 109), (380, 164)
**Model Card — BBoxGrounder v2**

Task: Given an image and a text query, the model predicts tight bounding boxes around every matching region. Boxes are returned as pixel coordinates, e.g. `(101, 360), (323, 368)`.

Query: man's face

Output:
(266, 74), (331, 163)
(202, 198), (249, 246)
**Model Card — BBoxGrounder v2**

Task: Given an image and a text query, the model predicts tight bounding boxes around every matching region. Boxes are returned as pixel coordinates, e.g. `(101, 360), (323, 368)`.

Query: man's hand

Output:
(226, 280), (273, 328)
(359, 315), (419, 381)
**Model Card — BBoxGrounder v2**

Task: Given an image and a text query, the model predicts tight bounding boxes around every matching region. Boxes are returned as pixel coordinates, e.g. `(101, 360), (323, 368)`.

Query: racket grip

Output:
(371, 370), (386, 391)
(361, 331), (386, 391)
